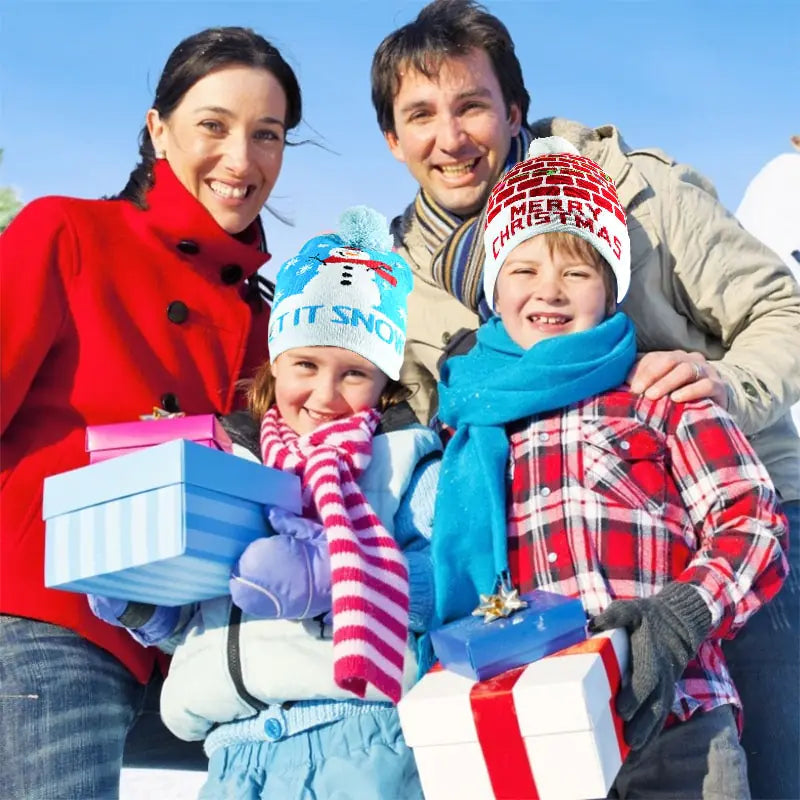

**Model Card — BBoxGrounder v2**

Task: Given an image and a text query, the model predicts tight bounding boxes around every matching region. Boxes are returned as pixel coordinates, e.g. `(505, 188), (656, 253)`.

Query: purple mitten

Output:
(86, 595), (179, 646)
(230, 508), (332, 620)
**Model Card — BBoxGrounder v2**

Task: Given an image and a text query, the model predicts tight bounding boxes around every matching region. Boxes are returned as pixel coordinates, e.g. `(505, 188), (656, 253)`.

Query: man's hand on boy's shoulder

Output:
(627, 350), (729, 408)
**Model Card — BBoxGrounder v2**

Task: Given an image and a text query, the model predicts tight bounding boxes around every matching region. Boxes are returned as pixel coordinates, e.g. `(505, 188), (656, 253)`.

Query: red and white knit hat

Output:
(483, 136), (630, 312)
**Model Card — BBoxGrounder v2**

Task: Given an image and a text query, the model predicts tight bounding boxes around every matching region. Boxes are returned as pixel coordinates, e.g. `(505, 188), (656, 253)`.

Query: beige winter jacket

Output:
(395, 118), (800, 501)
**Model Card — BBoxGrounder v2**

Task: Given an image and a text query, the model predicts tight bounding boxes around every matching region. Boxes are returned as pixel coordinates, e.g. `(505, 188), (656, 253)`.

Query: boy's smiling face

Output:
(494, 235), (610, 350)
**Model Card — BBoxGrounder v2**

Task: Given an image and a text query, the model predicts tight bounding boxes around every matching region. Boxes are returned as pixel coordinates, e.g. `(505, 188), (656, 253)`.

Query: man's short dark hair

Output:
(371, 0), (530, 135)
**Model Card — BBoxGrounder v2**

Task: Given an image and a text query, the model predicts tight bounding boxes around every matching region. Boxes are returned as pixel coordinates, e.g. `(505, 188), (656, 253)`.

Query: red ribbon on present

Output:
(465, 634), (628, 800)
(552, 635), (630, 762)
(470, 664), (541, 799)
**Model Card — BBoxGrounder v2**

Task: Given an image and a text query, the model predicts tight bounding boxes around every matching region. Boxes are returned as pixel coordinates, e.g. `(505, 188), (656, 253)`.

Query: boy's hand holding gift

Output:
(590, 581), (712, 750)
(230, 507), (332, 620)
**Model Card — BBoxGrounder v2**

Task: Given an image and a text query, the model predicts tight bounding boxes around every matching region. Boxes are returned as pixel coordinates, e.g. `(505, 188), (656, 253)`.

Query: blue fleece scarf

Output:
(432, 313), (637, 626)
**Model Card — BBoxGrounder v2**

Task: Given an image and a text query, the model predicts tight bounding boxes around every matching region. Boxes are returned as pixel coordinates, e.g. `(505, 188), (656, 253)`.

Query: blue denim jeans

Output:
(723, 499), (799, 800)
(0, 615), (146, 800)
(123, 669), (207, 771)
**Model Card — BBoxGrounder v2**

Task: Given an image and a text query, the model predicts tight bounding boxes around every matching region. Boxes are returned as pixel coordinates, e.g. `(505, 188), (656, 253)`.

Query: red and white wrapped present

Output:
(398, 630), (630, 800)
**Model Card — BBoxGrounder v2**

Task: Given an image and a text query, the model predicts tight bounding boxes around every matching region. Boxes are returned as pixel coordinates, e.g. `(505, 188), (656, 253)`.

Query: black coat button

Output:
(177, 239), (200, 255)
(220, 264), (244, 285)
(160, 393), (180, 413)
(167, 300), (189, 324)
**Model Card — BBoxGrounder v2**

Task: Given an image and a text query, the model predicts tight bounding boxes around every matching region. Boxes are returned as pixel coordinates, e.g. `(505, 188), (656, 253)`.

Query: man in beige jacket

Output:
(372, 1), (800, 797)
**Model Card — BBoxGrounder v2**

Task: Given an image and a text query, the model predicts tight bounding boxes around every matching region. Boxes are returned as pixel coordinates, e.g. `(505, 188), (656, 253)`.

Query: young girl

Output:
(90, 207), (440, 799)
(432, 139), (788, 799)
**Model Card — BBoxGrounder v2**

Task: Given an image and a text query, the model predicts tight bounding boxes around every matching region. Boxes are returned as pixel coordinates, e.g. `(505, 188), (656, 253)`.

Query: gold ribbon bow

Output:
(472, 584), (528, 624)
(139, 407), (186, 421)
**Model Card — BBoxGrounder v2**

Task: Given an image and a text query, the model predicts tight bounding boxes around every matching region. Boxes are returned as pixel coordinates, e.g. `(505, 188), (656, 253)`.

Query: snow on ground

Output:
(120, 768), (206, 800)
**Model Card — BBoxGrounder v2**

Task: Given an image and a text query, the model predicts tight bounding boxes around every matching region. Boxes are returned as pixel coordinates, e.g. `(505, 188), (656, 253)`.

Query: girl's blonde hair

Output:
(245, 360), (412, 421)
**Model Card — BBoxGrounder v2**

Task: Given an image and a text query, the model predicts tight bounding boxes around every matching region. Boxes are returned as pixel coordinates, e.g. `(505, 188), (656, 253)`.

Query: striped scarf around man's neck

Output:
(409, 127), (533, 320)
(259, 406), (410, 704)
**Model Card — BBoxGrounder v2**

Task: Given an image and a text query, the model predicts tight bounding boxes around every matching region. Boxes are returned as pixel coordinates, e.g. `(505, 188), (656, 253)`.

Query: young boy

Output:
(432, 138), (789, 799)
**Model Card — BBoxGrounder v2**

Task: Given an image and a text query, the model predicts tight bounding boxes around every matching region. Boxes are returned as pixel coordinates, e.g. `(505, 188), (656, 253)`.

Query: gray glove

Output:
(589, 582), (712, 751)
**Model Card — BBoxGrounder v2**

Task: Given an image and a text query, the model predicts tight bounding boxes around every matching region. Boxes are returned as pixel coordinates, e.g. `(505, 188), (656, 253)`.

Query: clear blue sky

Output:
(2, 1), (797, 274)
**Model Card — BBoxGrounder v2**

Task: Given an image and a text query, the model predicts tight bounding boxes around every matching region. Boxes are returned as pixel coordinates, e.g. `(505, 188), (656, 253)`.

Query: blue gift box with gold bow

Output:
(430, 589), (587, 681)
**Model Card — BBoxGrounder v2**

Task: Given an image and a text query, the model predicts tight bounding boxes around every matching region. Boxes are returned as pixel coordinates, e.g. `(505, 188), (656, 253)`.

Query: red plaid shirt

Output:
(506, 388), (788, 728)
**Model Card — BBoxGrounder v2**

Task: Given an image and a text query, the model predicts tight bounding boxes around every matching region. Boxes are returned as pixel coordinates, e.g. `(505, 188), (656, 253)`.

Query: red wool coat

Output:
(0, 161), (271, 682)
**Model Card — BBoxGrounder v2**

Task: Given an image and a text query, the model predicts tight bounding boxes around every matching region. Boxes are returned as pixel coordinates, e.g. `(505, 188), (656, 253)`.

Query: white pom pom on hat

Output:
(482, 136), (631, 312)
(525, 135), (581, 159)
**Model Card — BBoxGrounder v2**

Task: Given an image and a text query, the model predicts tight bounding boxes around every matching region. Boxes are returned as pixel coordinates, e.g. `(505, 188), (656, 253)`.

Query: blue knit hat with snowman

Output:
(268, 207), (413, 380)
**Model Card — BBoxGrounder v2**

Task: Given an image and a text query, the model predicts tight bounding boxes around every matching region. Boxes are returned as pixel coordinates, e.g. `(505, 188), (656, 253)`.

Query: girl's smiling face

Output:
(147, 64), (287, 234)
(270, 347), (388, 435)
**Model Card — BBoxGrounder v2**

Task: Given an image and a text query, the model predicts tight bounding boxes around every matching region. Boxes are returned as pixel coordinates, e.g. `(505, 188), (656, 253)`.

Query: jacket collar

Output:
(375, 401), (419, 435)
(128, 160), (270, 283)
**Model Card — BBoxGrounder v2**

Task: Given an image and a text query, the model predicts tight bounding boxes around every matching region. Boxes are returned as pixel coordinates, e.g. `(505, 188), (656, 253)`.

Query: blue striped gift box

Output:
(43, 439), (301, 606)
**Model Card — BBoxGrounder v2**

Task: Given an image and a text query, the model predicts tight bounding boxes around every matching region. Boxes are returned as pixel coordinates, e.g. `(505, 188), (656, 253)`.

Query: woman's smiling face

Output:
(147, 64), (287, 234)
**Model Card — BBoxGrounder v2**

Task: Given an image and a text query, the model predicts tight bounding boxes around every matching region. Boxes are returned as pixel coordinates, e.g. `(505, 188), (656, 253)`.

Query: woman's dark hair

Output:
(116, 27), (301, 206)
(371, 0), (529, 135)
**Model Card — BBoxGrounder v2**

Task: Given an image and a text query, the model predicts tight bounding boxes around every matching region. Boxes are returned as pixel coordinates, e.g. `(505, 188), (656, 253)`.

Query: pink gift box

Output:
(86, 414), (233, 463)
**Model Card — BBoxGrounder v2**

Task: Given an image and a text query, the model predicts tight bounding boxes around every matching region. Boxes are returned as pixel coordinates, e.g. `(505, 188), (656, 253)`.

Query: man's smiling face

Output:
(384, 48), (521, 217)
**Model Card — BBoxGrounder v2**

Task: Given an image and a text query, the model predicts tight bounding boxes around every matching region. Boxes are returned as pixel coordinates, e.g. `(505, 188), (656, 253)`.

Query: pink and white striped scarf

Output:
(259, 406), (409, 704)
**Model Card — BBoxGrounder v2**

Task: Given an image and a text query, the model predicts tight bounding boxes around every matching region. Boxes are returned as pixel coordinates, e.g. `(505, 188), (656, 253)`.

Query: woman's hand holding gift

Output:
(86, 595), (180, 646)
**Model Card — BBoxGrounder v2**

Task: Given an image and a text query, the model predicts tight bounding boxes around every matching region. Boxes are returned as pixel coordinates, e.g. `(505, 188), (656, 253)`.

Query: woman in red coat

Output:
(0, 27), (301, 798)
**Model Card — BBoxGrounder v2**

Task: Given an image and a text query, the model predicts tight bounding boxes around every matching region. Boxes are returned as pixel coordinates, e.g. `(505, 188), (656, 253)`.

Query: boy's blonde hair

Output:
(535, 231), (618, 316)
